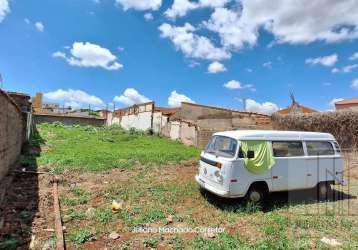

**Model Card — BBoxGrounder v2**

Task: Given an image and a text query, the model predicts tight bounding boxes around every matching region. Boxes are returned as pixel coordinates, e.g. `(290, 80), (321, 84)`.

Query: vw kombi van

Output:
(195, 130), (345, 203)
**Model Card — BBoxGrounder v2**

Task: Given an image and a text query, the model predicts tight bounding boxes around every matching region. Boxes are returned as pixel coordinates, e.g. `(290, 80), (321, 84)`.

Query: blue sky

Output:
(1, 0), (358, 113)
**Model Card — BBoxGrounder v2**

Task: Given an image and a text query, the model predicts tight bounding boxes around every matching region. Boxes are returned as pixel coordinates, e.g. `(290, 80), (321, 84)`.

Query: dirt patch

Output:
(0, 166), (54, 250)
(2, 153), (358, 249)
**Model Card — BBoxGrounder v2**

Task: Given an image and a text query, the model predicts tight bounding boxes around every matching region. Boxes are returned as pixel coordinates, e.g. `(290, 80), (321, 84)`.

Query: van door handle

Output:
(307, 173), (312, 177)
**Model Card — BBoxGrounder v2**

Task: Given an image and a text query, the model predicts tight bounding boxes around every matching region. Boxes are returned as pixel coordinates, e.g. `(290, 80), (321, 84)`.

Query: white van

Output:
(195, 130), (345, 203)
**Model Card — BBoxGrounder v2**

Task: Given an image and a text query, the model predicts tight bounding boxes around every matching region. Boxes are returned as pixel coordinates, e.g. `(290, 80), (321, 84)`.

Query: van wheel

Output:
(246, 187), (266, 204)
(317, 182), (332, 200)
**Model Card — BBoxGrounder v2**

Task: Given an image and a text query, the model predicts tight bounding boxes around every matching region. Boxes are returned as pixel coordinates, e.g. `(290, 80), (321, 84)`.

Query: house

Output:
(277, 95), (317, 114)
(7, 92), (32, 112)
(335, 97), (358, 111)
(109, 101), (272, 147)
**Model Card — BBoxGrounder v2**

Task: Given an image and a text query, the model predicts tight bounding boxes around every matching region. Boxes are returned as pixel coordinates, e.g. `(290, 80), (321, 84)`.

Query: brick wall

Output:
(174, 102), (272, 131)
(33, 113), (106, 127)
(0, 90), (24, 181)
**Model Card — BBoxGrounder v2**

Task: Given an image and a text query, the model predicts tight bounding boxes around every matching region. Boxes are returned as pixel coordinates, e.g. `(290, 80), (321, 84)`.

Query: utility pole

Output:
(243, 98), (247, 111)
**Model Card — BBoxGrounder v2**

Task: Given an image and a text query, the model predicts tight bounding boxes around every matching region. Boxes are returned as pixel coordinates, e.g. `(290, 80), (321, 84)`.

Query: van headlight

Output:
(214, 170), (223, 182)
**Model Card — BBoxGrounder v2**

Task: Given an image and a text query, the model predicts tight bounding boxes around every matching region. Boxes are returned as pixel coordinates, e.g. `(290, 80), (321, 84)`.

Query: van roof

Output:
(214, 130), (335, 141)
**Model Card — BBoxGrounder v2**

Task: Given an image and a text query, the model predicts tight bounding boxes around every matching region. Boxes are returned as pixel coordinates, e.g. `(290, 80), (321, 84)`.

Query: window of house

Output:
(306, 141), (335, 156)
(272, 141), (304, 157)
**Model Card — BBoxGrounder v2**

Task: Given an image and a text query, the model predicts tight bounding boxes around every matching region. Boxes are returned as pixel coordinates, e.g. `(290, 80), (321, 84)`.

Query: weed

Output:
(68, 229), (93, 245)
(168, 236), (184, 250)
(121, 241), (132, 250)
(191, 236), (218, 250)
(63, 209), (87, 222)
(94, 208), (114, 223)
(62, 187), (89, 206)
(143, 237), (159, 248)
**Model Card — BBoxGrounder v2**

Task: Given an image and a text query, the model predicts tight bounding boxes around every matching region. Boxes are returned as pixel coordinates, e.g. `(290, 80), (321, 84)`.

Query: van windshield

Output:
(205, 136), (238, 158)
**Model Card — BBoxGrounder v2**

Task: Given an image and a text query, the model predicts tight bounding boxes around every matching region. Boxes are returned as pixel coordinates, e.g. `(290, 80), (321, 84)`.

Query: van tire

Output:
(245, 186), (266, 204)
(317, 182), (332, 201)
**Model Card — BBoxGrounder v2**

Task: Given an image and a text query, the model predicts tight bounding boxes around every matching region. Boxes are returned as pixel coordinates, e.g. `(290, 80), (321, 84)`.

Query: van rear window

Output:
(306, 141), (335, 156)
(205, 136), (237, 158)
(272, 141), (304, 157)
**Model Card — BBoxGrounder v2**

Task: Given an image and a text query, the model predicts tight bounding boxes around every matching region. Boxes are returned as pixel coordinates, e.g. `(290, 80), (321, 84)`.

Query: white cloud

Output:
(331, 64), (358, 73)
(165, 0), (228, 19)
(165, 0), (197, 19)
(159, 23), (230, 61)
(263, 61), (272, 68)
(349, 52), (358, 61)
(223, 80), (241, 89)
(204, 0), (358, 51)
(113, 88), (151, 106)
(208, 61), (226, 73)
(204, 7), (256, 50)
(351, 79), (358, 90)
(188, 60), (200, 68)
(44, 89), (104, 108)
(245, 99), (279, 114)
(24, 18), (30, 24)
(35, 21), (44, 32)
(305, 54), (338, 67)
(329, 98), (344, 108)
(168, 90), (195, 107)
(52, 51), (66, 59)
(52, 42), (123, 71)
(116, 0), (161, 11)
(0, 0), (10, 23)
(223, 80), (255, 91)
(144, 12), (153, 21)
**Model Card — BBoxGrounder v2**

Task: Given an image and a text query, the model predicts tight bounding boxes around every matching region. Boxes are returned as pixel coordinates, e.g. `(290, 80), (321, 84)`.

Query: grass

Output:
(36, 122), (200, 172)
(31, 123), (358, 249)
(67, 229), (94, 245)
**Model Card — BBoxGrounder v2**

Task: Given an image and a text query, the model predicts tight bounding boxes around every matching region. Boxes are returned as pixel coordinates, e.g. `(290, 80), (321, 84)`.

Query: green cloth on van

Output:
(240, 140), (275, 175)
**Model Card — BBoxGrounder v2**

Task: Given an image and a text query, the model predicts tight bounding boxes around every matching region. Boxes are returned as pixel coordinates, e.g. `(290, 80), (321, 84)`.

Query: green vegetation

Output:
(36, 122), (199, 172)
(68, 229), (94, 245)
(32, 122), (358, 249)
(0, 239), (18, 250)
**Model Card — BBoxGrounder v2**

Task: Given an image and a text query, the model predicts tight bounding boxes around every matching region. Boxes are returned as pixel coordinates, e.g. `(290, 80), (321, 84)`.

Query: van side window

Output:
(272, 141), (304, 157)
(333, 141), (341, 154)
(306, 141), (335, 156)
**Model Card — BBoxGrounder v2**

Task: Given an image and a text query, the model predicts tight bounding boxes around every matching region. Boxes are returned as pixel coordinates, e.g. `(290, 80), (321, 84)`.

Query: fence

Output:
(33, 113), (106, 127)
(0, 89), (24, 181)
(272, 111), (358, 149)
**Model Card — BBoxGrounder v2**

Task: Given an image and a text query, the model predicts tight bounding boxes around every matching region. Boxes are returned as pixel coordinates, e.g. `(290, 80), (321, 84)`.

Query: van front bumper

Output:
(195, 175), (231, 198)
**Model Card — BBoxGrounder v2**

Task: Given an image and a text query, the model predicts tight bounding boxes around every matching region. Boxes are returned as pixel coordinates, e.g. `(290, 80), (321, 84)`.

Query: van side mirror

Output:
(247, 150), (255, 159)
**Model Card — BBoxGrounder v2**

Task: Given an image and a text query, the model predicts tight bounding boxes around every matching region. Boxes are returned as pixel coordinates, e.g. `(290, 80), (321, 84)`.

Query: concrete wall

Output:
(162, 120), (197, 146)
(34, 114), (105, 127)
(180, 122), (196, 146)
(172, 102), (232, 122)
(121, 112), (152, 131)
(152, 112), (169, 134)
(197, 118), (232, 131)
(0, 90), (24, 181)
(196, 130), (216, 148)
(169, 121), (181, 140)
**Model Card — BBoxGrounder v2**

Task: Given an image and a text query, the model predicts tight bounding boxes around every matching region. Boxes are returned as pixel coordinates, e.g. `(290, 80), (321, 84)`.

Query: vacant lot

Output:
(1, 123), (358, 249)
